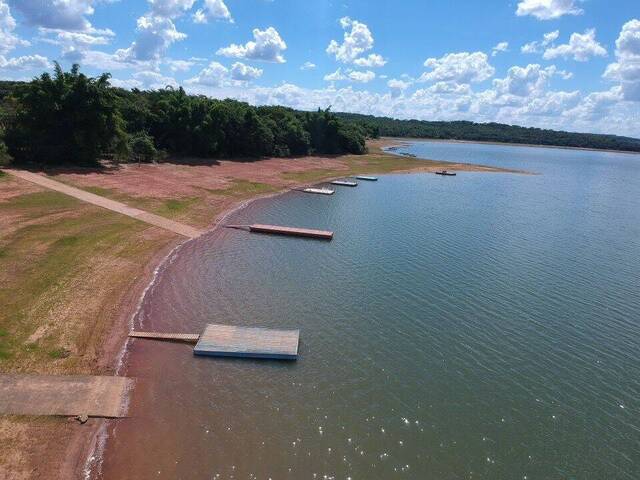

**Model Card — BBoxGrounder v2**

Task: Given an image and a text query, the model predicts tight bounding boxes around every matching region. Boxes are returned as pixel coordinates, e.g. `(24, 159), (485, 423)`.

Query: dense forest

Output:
(0, 64), (368, 166)
(337, 113), (640, 153)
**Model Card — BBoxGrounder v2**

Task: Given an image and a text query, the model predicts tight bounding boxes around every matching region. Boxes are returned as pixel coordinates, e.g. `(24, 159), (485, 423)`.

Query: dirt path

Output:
(3, 169), (203, 239)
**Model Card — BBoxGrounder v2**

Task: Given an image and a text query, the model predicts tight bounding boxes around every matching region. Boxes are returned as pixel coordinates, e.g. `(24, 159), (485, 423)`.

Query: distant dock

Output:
(331, 180), (358, 187)
(294, 187), (335, 195)
(225, 223), (333, 240)
(130, 324), (299, 360)
(355, 176), (378, 181)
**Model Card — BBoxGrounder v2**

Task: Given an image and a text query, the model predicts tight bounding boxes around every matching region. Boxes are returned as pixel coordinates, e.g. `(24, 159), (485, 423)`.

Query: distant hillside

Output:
(336, 112), (640, 153)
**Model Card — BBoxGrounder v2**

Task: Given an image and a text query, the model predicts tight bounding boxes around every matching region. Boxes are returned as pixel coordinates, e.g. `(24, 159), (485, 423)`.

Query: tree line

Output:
(0, 64), (368, 166)
(337, 113), (640, 153)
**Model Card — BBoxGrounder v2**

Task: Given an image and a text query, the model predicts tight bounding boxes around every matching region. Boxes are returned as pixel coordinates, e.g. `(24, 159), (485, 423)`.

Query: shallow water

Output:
(100, 141), (640, 479)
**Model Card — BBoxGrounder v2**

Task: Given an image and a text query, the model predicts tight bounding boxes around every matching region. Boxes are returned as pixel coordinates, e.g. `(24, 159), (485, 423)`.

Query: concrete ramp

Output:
(0, 374), (133, 418)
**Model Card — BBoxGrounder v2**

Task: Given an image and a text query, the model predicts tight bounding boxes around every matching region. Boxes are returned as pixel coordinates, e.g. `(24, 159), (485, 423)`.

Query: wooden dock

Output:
(194, 324), (299, 360)
(355, 176), (378, 181)
(129, 331), (200, 343)
(226, 224), (333, 240)
(331, 180), (358, 187)
(299, 187), (335, 195)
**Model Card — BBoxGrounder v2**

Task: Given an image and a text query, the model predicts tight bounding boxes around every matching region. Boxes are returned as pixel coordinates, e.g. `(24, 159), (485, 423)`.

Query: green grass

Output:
(205, 179), (279, 197)
(0, 190), (172, 372)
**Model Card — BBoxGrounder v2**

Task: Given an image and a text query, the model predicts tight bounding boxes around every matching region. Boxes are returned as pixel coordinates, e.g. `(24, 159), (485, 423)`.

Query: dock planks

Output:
(301, 187), (335, 195)
(0, 374), (133, 418)
(226, 223), (334, 240)
(194, 324), (299, 360)
(129, 331), (200, 343)
(331, 180), (358, 187)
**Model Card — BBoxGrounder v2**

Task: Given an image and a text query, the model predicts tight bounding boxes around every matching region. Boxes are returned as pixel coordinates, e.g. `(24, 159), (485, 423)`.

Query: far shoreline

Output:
(380, 136), (640, 156)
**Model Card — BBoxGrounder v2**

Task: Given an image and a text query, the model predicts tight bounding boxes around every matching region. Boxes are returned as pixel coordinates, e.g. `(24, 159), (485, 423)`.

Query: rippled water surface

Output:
(100, 142), (640, 479)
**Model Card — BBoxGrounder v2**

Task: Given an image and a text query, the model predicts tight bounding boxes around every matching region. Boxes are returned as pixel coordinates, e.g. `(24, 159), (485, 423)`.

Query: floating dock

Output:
(129, 324), (300, 360)
(331, 180), (358, 187)
(226, 224), (333, 240)
(434, 170), (457, 176)
(355, 176), (378, 181)
(299, 187), (335, 195)
(194, 324), (299, 360)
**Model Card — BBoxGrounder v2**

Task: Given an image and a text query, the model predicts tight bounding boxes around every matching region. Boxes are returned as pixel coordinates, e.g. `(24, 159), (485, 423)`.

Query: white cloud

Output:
(324, 68), (346, 82)
(420, 52), (495, 84)
(603, 19), (640, 101)
(9, 0), (97, 31)
(326, 16), (385, 68)
(300, 61), (316, 70)
(522, 30), (559, 54)
(230, 61), (263, 81)
(348, 70), (375, 83)
(327, 17), (373, 63)
(119, 15), (187, 62)
(492, 42), (509, 56)
(493, 64), (558, 97)
(387, 78), (412, 91)
(187, 61), (229, 86)
(134, 70), (178, 88)
(353, 53), (386, 68)
(217, 26), (287, 63)
(516, 0), (583, 20)
(166, 58), (198, 71)
(0, 54), (49, 70)
(149, 0), (196, 18)
(0, 0), (29, 54)
(543, 29), (607, 62)
(193, 0), (232, 24)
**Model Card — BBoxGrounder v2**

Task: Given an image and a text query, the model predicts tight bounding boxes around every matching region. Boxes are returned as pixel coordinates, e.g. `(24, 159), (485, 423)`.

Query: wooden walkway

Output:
(4, 169), (203, 239)
(0, 374), (133, 418)
(129, 331), (199, 343)
(194, 324), (299, 360)
(226, 224), (333, 240)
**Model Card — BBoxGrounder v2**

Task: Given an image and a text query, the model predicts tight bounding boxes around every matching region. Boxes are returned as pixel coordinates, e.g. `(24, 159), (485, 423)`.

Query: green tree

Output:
(5, 63), (126, 165)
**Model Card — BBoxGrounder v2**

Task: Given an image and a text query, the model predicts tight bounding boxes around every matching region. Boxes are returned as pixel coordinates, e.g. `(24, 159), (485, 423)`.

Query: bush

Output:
(128, 131), (158, 163)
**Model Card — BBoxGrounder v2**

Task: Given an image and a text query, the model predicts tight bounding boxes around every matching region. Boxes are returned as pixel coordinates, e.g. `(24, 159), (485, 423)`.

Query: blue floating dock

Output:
(355, 176), (378, 181)
(194, 324), (300, 360)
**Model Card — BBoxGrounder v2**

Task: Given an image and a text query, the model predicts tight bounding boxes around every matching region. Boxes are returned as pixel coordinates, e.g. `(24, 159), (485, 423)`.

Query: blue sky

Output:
(1, 0), (639, 136)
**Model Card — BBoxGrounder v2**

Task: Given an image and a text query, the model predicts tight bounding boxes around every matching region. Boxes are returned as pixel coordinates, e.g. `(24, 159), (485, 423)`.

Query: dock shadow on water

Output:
(98, 141), (640, 479)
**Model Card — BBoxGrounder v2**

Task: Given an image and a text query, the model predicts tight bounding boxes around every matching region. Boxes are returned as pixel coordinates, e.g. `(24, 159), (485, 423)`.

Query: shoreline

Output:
(381, 136), (640, 155)
(76, 148), (520, 479)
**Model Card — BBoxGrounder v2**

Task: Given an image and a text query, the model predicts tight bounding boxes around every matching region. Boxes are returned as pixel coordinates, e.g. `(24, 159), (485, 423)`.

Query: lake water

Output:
(99, 141), (640, 480)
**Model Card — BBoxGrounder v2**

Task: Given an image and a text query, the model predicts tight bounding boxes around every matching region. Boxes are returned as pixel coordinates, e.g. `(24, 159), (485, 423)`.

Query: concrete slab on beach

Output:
(0, 374), (133, 418)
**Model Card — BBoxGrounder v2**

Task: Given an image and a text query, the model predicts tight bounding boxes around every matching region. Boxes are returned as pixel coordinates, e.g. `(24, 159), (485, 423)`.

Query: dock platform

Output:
(299, 187), (335, 195)
(226, 224), (333, 240)
(194, 324), (299, 360)
(355, 176), (378, 181)
(331, 180), (358, 187)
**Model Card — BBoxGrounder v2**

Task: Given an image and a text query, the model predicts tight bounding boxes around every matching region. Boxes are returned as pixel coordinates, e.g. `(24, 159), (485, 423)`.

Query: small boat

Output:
(302, 187), (334, 195)
(355, 176), (378, 181)
(331, 180), (358, 187)
(434, 170), (457, 176)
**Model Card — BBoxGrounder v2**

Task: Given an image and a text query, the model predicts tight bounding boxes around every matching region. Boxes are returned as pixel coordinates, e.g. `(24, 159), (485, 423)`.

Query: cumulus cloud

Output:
(300, 61), (316, 70)
(387, 78), (412, 92)
(166, 58), (199, 72)
(420, 52), (495, 84)
(522, 30), (559, 54)
(0, 54), (49, 70)
(353, 53), (386, 68)
(9, 0), (97, 31)
(603, 19), (640, 101)
(148, 0), (196, 18)
(230, 61), (263, 81)
(326, 17), (385, 67)
(193, 0), (233, 24)
(118, 15), (186, 62)
(516, 0), (583, 20)
(217, 27), (287, 63)
(543, 29), (607, 62)
(492, 42), (509, 57)
(324, 68), (346, 82)
(348, 70), (375, 83)
(0, 0), (29, 54)
(493, 64), (558, 97)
